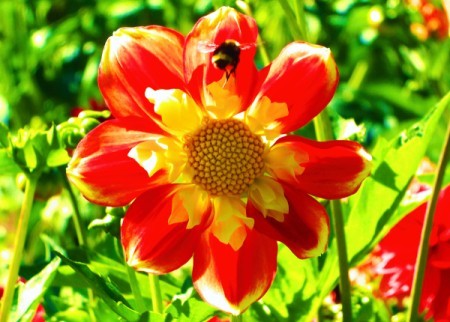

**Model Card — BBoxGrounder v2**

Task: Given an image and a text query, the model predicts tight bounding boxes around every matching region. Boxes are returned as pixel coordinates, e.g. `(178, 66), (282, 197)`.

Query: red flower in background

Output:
(407, 0), (449, 40)
(0, 279), (45, 322)
(373, 185), (450, 320)
(67, 6), (372, 314)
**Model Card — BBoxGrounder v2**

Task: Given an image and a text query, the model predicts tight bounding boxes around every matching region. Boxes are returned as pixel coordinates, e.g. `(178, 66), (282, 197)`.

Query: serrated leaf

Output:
(317, 92), (450, 303)
(55, 252), (141, 321)
(11, 257), (61, 322)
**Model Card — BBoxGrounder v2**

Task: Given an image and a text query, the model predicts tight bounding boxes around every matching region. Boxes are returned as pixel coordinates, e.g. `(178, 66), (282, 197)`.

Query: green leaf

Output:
(46, 148), (71, 167)
(10, 129), (49, 172)
(49, 309), (91, 322)
(351, 287), (391, 322)
(52, 248), (181, 305)
(361, 82), (437, 117)
(55, 252), (142, 322)
(23, 140), (38, 170)
(0, 122), (9, 148)
(0, 148), (20, 175)
(329, 110), (366, 142)
(256, 245), (319, 322)
(212, 0), (236, 9)
(165, 289), (217, 322)
(88, 214), (121, 237)
(11, 257), (61, 321)
(317, 92), (450, 302)
(416, 170), (450, 188)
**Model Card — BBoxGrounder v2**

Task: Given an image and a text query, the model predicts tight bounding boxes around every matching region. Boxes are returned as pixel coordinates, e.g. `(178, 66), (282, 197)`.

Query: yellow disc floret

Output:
(184, 119), (265, 196)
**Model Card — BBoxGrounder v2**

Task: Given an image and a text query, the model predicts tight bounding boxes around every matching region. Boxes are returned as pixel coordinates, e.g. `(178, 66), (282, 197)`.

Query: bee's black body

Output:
(211, 40), (241, 80)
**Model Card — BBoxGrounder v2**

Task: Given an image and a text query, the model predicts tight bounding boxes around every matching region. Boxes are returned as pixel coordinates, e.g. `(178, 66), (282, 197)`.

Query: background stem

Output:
(60, 168), (87, 246)
(60, 168), (96, 320)
(277, 0), (303, 40)
(149, 274), (163, 313)
(313, 111), (353, 322)
(407, 120), (450, 322)
(277, 0), (353, 319)
(0, 174), (38, 322)
(127, 265), (146, 313)
(231, 314), (243, 322)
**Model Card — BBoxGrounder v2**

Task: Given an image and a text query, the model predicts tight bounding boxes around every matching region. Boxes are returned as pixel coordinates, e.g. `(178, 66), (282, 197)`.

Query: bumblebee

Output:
(198, 39), (256, 83)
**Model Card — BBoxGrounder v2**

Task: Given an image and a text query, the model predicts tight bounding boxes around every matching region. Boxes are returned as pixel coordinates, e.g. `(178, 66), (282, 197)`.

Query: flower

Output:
(67, 6), (372, 314)
(0, 279), (46, 322)
(407, 0), (449, 40)
(372, 184), (450, 320)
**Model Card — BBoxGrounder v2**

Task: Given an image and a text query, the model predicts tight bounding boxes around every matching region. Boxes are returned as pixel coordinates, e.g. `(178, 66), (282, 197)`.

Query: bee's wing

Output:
(197, 41), (218, 53)
(239, 42), (258, 50)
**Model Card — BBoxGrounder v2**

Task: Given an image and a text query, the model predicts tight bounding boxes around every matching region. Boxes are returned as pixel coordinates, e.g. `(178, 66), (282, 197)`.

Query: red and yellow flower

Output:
(67, 7), (372, 314)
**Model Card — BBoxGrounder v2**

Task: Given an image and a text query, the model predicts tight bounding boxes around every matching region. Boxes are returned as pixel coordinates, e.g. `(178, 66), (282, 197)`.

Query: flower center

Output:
(184, 119), (265, 196)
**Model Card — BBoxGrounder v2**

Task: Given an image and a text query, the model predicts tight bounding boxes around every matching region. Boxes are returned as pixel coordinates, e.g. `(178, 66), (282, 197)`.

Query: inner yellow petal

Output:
(245, 96), (289, 141)
(265, 143), (308, 182)
(205, 80), (242, 119)
(211, 196), (254, 250)
(128, 136), (186, 182)
(146, 88), (204, 136)
(249, 176), (289, 221)
(168, 185), (211, 229)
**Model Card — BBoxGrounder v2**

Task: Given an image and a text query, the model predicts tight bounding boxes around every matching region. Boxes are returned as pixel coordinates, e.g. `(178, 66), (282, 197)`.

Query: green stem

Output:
(313, 111), (353, 322)
(276, 1), (352, 319)
(330, 199), (352, 321)
(60, 168), (87, 246)
(0, 174), (38, 322)
(231, 314), (243, 322)
(59, 168), (96, 321)
(236, 2), (270, 66)
(149, 274), (163, 314)
(277, 0), (303, 40)
(347, 60), (369, 92)
(407, 120), (450, 322)
(293, 0), (309, 41)
(257, 36), (271, 67)
(127, 265), (146, 313)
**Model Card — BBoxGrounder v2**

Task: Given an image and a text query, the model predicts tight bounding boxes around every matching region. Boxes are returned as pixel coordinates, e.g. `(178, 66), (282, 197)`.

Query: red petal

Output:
(99, 26), (185, 120)
(433, 185), (450, 229)
(184, 7), (259, 107)
(121, 184), (211, 274)
(268, 135), (372, 199)
(422, 267), (450, 320)
(193, 228), (277, 314)
(67, 117), (166, 206)
(248, 183), (329, 259)
(255, 42), (339, 133)
(375, 205), (423, 299)
(430, 242), (450, 269)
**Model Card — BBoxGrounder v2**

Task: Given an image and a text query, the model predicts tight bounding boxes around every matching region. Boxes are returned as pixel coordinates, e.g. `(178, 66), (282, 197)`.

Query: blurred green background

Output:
(1, 0), (449, 134)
